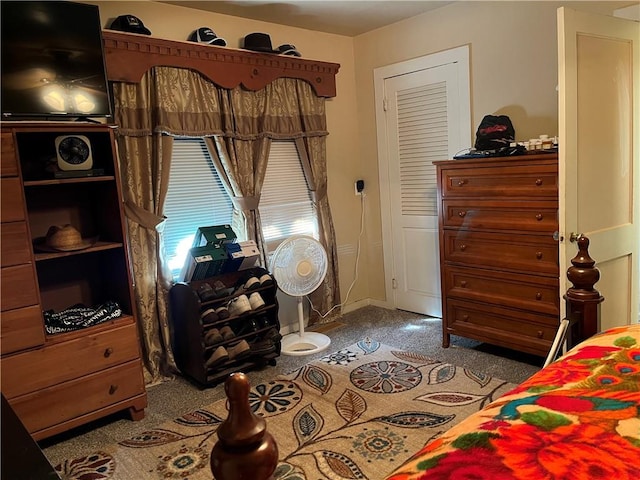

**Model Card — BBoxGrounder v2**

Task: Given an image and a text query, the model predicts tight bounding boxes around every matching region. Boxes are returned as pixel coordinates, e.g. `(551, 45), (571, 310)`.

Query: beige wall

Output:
(353, 1), (628, 304)
(92, 1), (626, 313)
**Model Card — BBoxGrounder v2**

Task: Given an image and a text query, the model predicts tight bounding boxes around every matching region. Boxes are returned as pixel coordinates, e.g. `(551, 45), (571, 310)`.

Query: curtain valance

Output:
(114, 67), (328, 140)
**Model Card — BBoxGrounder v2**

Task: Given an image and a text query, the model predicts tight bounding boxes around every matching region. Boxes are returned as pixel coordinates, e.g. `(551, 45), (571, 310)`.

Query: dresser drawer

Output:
(446, 299), (558, 356)
(1, 177), (25, 223)
(0, 221), (31, 267)
(0, 264), (39, 311)
(0, 305), (44, 355)
(442, 230), (558, 275)
(1, 132), (18, 177)
(442, 200), (558, 233)
(9, 360), (145, 435)
(444, 266), (559, 316)
(440, 163), (558, 198)
(1, 321), (140, 398)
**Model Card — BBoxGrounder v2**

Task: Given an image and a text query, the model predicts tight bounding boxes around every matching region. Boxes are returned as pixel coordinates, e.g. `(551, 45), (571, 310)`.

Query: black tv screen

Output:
(1, 1), (112, 119)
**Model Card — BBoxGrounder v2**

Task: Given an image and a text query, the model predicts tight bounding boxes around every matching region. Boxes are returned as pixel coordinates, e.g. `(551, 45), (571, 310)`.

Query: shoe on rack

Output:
(204, 328), (223, 346)
(215, 306), (230, 320)
(262, 327), (282, 344)
(227, 339), (251, 361)
(259, 273), (274, 287)
(219, 325), (236, 341)
(228, 294), (251, 316)
(233, 317), (261, 336)
(211, 280), (233, 299)
(200, 308), (219, 325)
(254, 315), (269, 329)
(234, 275), (261, 295)
(197, 283), (217, 302)
(248, 292), (265, 310)
(250, 338), (277, 356)
(205, 346), (229, 368)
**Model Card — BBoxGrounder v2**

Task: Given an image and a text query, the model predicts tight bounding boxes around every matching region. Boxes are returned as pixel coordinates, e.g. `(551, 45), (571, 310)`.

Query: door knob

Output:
(569, 232), (583, 243)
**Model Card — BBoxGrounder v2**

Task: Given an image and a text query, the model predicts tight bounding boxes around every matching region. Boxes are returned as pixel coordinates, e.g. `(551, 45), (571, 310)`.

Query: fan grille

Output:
(271, 236), (327, 296)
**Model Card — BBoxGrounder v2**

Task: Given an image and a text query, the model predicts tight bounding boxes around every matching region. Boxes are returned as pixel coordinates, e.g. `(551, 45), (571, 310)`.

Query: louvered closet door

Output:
(385, 63), (462, 316)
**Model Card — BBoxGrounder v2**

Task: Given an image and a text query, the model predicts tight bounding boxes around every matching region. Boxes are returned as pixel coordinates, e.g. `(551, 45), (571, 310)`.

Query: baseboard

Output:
(340, 297), (393, 314)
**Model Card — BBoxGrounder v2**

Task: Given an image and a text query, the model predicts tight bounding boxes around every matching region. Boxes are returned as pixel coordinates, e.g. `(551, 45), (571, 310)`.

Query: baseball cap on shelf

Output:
(188, 27), (226, 46)
(109, 15), (151, 35)
(277, 44), (301, 57)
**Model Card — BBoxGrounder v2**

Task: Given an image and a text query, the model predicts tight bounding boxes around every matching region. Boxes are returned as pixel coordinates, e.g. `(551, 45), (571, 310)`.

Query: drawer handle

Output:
(536, 292), (542, 300)
(535, 213), (543, 221)
(535, 179), (543, 186)
(536, 251), (543, 259)
(109, 384), (118, 395)
(462, 314), (469, 322)
(457, 179), (467, 186)
(537, 331), (544, 338)
(460, 281), (467, 288)
(104, 347), (114, 358)
(458, 211), (467, 218)
(460, 244), (467, 251)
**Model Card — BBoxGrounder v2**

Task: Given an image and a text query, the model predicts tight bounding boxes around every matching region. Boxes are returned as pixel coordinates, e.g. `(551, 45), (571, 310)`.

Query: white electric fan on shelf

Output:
(271, 235), (331, 356)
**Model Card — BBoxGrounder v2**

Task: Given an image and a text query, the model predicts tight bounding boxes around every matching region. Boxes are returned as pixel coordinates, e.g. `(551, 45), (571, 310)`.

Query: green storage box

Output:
(192, 225), (237, 248)
(181, 244), (228, 282)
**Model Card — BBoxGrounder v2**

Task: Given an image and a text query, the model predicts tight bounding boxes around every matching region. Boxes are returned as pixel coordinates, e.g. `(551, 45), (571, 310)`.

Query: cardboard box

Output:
(221, 242), (243, 273)
(192, 225), (237, 248)
(237, 240), (261, 270)
(181, 244), (228, 281)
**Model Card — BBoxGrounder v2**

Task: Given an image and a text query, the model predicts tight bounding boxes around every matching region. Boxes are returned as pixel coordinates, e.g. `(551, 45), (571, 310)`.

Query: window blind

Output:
(163, 138), (233, 279)
(260, 140), (318, 253)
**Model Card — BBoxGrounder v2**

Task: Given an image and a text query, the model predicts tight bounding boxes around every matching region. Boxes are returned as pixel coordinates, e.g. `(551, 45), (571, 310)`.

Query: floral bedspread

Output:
(386, 324), (640, 480)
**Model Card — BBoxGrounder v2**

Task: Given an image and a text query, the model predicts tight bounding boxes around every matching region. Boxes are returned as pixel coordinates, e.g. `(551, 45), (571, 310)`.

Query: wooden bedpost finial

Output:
(564, 235), (604, 343)
(210, 372), (279, 480)
(566, 235), (601, 297)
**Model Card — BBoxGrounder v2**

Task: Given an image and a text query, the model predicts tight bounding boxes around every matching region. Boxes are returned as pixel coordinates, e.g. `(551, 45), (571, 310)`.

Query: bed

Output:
(384, 322), (640, 479)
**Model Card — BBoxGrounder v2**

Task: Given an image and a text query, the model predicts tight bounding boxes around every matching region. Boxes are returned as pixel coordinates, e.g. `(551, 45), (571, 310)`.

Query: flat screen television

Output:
(1, 1), (112, 120)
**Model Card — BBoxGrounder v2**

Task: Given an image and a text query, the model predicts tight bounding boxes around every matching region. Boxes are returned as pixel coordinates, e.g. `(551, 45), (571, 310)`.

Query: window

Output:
(163, 138), (234, 280)
(259, 140), (318, 254)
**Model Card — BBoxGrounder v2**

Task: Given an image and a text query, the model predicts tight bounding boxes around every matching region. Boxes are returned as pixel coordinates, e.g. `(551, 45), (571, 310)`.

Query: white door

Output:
(558, 7), (639, 329)
(375, 47), (471, 316)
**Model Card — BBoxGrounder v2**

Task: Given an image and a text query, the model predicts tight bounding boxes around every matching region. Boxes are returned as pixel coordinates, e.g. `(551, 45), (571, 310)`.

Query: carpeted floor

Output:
(53, 339), (518, 479)
(41, 305), (543, 469)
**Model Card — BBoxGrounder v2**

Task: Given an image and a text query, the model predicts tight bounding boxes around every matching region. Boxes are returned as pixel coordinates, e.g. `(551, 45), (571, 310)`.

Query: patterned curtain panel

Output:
(113, 67), (340, 381)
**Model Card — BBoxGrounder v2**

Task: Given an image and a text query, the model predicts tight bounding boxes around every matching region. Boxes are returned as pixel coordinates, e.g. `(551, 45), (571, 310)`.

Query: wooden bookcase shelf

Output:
(0, 121), (147, 440)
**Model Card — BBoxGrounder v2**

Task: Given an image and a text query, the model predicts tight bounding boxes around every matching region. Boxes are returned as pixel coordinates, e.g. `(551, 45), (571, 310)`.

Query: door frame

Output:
(374, 45), (471, 310)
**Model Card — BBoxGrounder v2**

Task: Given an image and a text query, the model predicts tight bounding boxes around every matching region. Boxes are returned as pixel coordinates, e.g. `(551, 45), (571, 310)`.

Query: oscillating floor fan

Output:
(271, 235), (331, 356)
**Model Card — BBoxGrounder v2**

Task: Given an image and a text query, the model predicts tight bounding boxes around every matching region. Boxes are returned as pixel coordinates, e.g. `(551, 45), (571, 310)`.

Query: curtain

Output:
(113, 67), (340, 381)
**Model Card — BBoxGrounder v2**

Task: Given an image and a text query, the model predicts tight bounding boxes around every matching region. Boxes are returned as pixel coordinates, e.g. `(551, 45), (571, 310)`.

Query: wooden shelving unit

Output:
(0, 121), (147, 441)
(169, 266), (281, 388)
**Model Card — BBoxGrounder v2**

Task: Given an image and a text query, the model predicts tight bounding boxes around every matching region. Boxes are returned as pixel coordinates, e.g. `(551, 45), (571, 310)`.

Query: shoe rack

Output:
(169, 266), (281, 387)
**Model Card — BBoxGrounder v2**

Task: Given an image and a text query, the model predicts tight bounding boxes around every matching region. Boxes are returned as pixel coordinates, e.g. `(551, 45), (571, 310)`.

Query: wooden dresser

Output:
(0, 122), (147, 441)
(434, 153), (560, 357)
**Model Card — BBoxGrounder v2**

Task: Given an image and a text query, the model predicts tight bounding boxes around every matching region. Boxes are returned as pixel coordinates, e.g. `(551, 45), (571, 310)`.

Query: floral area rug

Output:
(55, 340), (515, 479)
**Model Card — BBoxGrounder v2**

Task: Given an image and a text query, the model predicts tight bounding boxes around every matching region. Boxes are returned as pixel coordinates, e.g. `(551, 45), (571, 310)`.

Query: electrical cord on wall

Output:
(308, 192), (366, 318)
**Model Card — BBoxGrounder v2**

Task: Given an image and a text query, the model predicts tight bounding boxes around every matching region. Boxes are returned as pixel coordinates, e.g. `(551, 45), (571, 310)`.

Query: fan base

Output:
(280, 332), (331, 356)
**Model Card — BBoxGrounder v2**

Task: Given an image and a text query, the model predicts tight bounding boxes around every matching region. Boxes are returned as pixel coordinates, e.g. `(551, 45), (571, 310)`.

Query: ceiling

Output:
(157, 1), (638, 37)
(156, 1), (454, 36)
